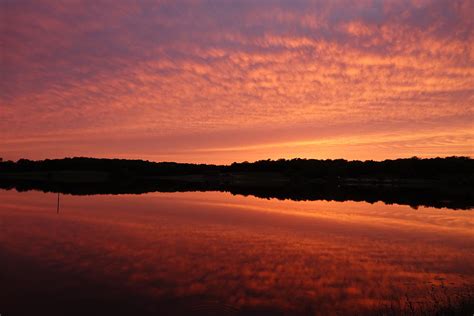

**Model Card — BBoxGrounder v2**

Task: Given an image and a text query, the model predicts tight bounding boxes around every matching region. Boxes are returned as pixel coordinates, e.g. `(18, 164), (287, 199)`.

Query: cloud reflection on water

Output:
(0, 190), (473, 314)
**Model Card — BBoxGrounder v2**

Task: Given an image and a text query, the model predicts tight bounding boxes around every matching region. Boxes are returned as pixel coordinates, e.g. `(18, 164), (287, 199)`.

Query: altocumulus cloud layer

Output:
(1, 0), (473, 162)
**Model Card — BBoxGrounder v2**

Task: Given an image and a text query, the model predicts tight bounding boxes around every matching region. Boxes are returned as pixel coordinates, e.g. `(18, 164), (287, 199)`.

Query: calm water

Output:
(1, 189), (473, 315)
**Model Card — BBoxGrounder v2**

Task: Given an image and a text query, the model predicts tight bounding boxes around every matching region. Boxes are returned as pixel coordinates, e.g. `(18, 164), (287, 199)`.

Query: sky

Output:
(1, 0), (473, 164)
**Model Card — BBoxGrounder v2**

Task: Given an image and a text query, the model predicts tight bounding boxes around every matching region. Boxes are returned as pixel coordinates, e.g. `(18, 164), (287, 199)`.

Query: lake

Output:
(1, 189), (473, 315)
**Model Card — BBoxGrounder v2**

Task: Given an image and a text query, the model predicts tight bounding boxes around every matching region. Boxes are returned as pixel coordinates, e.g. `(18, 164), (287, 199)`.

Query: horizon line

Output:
(2, 155), (472, 166)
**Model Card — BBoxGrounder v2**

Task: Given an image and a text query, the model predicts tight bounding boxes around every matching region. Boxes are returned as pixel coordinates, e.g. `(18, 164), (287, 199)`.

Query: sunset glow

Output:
(1, 0), (473, 163)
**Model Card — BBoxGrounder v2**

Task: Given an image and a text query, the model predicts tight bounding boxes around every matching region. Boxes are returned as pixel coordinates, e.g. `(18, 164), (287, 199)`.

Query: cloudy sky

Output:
(1, 0), (473, 163)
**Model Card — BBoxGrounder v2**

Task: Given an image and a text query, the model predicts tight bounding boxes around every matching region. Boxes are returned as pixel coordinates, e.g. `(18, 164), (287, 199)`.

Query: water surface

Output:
(1, 189), (473, 315)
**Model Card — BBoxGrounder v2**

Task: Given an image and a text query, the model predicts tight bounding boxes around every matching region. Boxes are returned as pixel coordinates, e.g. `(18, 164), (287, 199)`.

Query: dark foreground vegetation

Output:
(1, 156), (473, 209)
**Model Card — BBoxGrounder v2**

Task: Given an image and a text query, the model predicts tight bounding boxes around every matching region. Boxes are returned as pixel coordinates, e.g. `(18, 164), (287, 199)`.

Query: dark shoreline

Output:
(1, 173), (473, 210)
(1, 156), (473, 210)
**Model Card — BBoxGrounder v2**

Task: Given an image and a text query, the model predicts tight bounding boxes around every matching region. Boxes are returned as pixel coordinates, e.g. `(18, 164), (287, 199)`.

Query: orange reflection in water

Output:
(0, 190), (473, 315)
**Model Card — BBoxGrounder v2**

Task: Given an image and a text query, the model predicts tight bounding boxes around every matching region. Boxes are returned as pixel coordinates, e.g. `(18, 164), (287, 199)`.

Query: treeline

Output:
(1, 156), (473, 209)
(228, 157), (474, 181)
(0, 157), (221, 176)
(0, 156), (472, 181)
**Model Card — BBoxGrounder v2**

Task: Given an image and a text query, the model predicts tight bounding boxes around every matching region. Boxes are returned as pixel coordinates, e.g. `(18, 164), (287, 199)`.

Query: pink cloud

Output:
(1, 0), (473, 162)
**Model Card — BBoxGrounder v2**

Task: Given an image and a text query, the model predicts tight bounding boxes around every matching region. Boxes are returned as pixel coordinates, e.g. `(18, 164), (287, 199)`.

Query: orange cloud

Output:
(1, 0), (473, 162)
